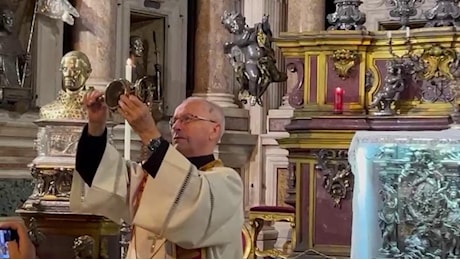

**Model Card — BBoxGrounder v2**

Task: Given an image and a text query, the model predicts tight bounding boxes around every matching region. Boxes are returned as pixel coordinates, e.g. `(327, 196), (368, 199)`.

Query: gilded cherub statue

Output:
(221, 11), (287, 106)
(39, 50), (92, 120)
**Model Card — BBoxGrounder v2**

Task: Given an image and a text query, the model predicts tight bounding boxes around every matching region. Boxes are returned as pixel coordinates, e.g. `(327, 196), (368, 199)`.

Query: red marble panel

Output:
(326, 56), (360, 104)
(295, 163), (311, 252)
(374, 59), (419, 100)
(313, 168), (352, 246)
(309, 56), (318, 103)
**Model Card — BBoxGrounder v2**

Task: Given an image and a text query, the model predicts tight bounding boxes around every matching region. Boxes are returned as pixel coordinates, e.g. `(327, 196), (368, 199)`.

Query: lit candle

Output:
(334, 87), (344, 114)
(124, 58), (132, 160)
(387, 31), (392, 40)
(406, 27), (410, 38)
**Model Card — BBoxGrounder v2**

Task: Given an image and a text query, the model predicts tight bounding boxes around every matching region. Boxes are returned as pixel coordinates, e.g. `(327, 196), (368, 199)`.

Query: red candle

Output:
(334, 87), (344, 114)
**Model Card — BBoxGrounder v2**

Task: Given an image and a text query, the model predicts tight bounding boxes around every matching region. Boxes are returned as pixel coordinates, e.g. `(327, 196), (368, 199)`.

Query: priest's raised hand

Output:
(117, 94), (161, 144)
(82, 89), (108, 136)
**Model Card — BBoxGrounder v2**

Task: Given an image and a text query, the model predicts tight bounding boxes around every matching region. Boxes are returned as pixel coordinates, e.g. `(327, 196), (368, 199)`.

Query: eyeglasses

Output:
(169, 113), (217, 127)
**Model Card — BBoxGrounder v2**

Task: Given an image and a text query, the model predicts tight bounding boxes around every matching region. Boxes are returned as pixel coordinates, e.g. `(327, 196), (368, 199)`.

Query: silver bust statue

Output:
(129, 35), (147, 83)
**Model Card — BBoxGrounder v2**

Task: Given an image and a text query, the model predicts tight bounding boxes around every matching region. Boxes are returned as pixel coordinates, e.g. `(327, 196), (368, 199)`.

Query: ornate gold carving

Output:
(420, 44), (457, 80)
(249, 211), (296, 259)
(241, 225), (252, 259)
(277, 168), (289, 207)
(315, 149), (353, 207)
(331, 49), (359, 79)
(255, 248), (289, 259)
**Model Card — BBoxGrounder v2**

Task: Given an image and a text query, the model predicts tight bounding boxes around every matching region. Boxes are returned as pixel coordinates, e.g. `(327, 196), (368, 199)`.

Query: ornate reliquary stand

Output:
(16, 119), (120, 259)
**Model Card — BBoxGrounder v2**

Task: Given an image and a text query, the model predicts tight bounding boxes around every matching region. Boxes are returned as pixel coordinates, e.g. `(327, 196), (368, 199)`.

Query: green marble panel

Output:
(0, 178), (33, 216)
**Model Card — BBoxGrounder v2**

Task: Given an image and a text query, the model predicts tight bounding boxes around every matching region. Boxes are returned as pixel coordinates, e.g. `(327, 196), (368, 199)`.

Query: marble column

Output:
(287, 0), (325, 32)
(72, 0), (118, 89)
(265, 0), (288, 110)
(192, 0), (238, 108)
(280, 0), (325, 109)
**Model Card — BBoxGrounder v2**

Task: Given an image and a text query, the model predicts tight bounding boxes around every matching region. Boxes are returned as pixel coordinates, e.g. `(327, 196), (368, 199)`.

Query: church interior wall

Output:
(1, 0), (456, 258)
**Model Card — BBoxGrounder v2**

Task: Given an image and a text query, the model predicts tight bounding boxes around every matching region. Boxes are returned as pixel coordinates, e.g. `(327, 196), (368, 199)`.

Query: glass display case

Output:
(349, 130), (460, 259)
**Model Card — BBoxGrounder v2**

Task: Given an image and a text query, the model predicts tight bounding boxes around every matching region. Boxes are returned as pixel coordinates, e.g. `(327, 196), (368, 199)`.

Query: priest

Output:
(70, 91), (244, 259)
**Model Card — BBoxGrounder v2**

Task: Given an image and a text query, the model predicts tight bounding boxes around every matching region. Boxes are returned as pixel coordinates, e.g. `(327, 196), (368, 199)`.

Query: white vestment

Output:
(70, 143), (244, 259)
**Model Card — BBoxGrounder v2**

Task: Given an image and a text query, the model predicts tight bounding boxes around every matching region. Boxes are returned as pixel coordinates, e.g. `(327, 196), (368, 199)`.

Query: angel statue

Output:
(221, 11), (287, 106)
(36, 0), (80, 26)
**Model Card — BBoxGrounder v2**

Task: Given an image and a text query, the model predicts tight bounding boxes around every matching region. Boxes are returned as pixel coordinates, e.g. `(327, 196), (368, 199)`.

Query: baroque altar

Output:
(274, 11), (460, 259)
(349, 130), (460, 258)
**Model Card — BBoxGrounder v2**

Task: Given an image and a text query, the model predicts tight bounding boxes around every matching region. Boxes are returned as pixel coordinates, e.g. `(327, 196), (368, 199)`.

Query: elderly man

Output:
(70, 91), (244, 259)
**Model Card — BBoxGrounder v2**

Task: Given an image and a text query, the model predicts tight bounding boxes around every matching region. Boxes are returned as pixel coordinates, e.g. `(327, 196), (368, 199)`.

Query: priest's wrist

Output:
(139, 127), (162, 145)
(88, 123), (106, 136)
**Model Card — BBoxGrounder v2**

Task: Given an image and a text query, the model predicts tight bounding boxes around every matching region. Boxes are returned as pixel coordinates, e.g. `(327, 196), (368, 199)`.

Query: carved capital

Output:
(331, 49), (359, 79)
(315, 149), (353, 208)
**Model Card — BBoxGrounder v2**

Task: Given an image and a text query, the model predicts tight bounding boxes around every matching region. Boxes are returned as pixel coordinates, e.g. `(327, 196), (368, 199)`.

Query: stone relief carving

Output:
(315, 149), (354, 208)
(331, 49), (359, 79)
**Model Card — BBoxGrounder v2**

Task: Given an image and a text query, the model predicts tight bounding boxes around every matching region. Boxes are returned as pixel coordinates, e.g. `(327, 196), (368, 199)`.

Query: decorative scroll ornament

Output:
(425, 0), (460, 27)
(375, 144), (460, 258)
(331, 49), (359, 79)
(315, 150), (353, 208)
(27, 218), (45, 247)
(327, 0), (366, 30)
(420, 44), (457, 81)
(418, 45), (459, 104)
(286, 59), (304, 109)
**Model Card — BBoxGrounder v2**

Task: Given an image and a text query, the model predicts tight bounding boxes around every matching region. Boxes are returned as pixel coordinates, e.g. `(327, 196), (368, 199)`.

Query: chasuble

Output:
(70, 125), (244, 258)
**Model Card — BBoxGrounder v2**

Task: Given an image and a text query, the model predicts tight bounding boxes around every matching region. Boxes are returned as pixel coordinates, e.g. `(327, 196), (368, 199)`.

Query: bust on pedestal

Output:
(16, 50), (120, 259)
